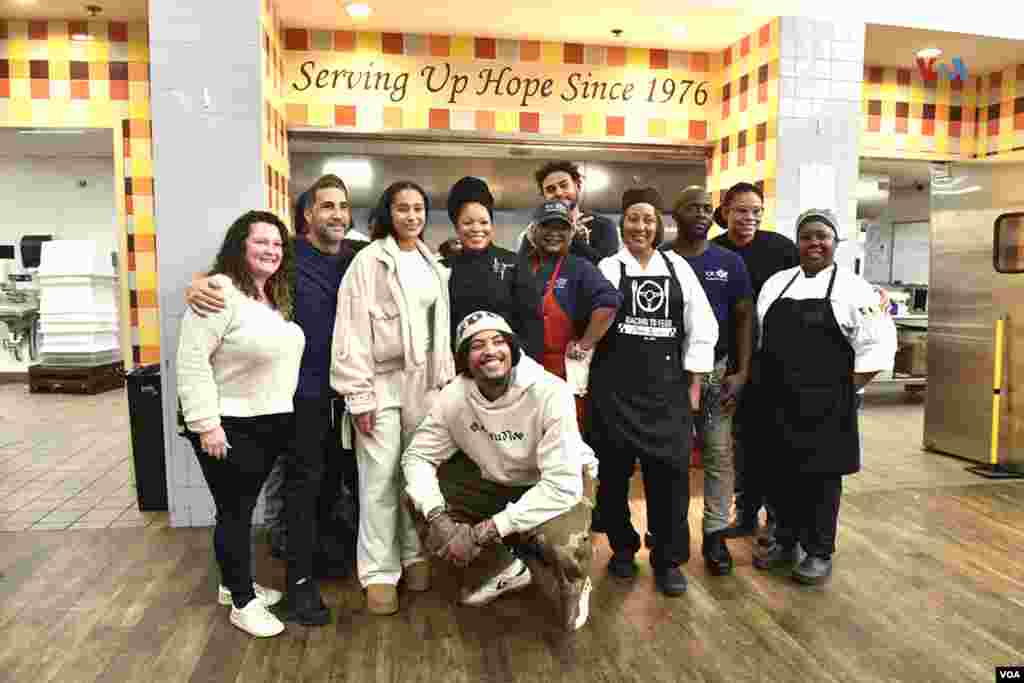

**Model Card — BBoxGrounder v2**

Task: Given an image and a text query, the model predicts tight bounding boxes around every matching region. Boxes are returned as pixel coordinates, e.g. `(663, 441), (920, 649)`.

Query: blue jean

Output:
(695, 359), (736, 534)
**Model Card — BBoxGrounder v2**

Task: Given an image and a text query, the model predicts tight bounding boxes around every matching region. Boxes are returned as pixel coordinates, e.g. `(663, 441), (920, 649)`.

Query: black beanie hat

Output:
(447, 176), (495, 225)
(621, 186), (663, 213)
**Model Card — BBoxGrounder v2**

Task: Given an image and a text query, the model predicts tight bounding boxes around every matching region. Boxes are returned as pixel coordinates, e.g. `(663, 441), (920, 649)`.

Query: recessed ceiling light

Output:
(345, 2), (371, 19)
(915, 47), (942, 60)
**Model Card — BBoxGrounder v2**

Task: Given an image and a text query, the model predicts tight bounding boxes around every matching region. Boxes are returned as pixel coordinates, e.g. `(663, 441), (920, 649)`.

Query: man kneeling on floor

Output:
(401, 311), (596, 632)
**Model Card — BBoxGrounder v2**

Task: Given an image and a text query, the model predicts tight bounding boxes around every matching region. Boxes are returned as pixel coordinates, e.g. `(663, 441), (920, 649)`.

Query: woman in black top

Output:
(441, 177), (520, 345)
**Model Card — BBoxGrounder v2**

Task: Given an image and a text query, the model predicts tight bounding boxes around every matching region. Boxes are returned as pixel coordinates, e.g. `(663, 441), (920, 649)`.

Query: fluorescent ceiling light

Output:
(17, 128), (87, 135)
(585, 167), (610, 193)
(345, 2), (372, 19)
(934, 185), (981, 196)
(856, 178), (888, 201)
(915, 47), (942, 59)
(322, 159), (373, 188)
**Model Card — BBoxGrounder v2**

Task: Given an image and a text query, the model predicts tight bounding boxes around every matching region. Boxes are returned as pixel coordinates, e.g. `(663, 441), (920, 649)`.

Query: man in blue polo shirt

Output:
(663, 186), (754, 576)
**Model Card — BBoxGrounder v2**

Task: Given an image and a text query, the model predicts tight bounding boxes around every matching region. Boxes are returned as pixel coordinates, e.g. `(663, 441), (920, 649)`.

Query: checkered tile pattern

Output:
(0, 18), (157, 365)
(262, 0), (290, 222)
(282, 29), (714, 145)
(861, 64), (981, 159)
(974, 64), (1024, 158)
(707, 20), (779, 231)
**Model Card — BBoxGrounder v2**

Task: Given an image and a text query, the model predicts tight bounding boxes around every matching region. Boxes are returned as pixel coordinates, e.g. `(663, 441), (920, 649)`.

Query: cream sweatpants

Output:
(355, 365), (437, 587)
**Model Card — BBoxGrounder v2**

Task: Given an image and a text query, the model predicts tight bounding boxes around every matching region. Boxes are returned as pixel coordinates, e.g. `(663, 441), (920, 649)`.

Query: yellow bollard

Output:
(968, 315), (1023, 478)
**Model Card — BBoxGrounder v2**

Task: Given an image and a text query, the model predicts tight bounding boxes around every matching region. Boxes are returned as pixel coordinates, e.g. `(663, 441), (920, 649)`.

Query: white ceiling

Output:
(0, 0), (147, 22)
(278, 1), (771, 50)
(0, 128), (114, 158)
(5, 1), (1024, 51)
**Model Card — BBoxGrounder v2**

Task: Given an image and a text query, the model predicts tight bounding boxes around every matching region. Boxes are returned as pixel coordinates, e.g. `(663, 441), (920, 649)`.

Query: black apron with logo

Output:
(760, 266), (860, 475)
(588, 252), (691, 469)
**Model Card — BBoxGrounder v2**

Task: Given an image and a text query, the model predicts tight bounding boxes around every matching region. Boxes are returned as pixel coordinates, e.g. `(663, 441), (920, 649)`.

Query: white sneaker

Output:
(218, 583), (283, 608)
(459, 558), (532, 607)
(562, 576), (592, 632)
(230, 598), (285, 637)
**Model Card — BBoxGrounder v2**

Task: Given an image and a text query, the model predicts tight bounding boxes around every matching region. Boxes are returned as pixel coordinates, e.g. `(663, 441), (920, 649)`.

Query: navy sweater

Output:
(293, 238), (359, 398)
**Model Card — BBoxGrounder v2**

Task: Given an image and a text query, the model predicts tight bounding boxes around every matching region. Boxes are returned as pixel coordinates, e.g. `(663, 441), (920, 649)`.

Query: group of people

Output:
(175, 160), (897, 639)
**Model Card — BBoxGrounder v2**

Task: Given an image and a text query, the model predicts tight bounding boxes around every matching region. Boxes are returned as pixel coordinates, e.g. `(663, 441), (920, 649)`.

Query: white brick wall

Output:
(775, 17), (865, 271)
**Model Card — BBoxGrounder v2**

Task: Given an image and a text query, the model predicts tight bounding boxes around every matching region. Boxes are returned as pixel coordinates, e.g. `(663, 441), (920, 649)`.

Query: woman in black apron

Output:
(753, 209), (894, 585)
(589, 187), (718, 596)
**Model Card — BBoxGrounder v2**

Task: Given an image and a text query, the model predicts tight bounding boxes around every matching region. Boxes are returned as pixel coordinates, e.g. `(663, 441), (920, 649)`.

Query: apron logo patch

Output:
(633, 278), (670, 317)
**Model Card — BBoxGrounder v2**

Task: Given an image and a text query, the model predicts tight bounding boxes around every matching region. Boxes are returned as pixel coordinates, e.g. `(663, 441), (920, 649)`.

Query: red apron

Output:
(538, 256), (585, 427)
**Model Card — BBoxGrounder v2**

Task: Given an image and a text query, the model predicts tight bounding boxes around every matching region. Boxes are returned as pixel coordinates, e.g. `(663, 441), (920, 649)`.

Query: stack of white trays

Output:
(36, 240), (122, 366)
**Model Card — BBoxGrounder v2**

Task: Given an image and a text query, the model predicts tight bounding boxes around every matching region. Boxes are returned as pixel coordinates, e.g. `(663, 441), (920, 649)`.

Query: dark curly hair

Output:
(534, 161), (582, 194)
(369, 180), (431, 242)
(210, 210), (294, 320)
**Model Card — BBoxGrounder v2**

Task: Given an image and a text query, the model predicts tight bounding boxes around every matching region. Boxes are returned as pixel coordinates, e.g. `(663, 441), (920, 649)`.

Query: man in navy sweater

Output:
(187, 174), (364, 625)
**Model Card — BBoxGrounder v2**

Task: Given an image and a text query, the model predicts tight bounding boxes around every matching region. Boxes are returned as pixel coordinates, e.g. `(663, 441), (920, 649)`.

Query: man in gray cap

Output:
(402, 311), (597, 632)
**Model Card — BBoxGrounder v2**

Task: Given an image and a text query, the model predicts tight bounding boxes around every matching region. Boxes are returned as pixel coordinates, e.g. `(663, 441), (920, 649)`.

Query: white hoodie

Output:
(402, 355), (597, 537)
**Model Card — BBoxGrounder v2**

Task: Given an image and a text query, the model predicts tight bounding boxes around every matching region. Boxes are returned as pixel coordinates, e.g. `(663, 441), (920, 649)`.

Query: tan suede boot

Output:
(403, 561), (431, 592)
(365, 584), (399, 615)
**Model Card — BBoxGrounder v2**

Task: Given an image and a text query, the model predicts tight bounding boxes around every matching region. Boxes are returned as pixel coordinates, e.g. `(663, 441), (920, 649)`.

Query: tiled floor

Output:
(0, 382), (168, 531)
(0, 379), (1014, 533)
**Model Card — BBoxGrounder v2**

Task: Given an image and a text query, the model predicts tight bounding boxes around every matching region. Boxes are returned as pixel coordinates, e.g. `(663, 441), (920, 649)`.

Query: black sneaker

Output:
(702, 530), (734, 576)
(607, 551), (638, 579)
(753, 542), (806, 571)
(792, 555), (832, 585)
(653, 566), (688, 596)
(273, 582), (331, 626)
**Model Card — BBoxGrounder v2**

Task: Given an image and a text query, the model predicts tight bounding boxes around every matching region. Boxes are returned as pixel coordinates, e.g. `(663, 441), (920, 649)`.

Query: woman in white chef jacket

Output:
(752, 208), (896, 585)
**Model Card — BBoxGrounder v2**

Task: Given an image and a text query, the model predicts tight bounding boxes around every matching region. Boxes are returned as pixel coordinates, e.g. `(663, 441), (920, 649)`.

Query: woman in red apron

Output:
(588, 188), (719, 596)
(753, 209), (896, 585)
(514, 201), (620, 428)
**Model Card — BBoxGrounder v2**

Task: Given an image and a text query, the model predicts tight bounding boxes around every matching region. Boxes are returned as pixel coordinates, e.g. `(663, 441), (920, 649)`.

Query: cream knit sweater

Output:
(177, 274), (305, 433)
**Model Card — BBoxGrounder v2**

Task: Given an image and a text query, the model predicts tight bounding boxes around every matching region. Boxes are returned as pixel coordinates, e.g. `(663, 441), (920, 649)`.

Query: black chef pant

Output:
(772, 473), (842, 558)
(597, 450), (690, 569)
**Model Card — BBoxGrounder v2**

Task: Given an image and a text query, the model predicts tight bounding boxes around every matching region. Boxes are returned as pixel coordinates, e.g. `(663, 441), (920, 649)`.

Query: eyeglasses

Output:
(730, 207), (763, 218)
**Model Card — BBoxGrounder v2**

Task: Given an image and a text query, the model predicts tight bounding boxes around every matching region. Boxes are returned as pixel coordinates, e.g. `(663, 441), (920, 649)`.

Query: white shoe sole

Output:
(459, 565), (532, 607)
(229, 601), (285, 638)
(571, 577), (592, 631)
(229, 610), (285, 638)
(218, 584), (283, 608)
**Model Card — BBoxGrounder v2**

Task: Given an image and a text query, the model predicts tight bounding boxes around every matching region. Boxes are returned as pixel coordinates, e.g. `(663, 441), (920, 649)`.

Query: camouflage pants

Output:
(430, 452), (594, 619)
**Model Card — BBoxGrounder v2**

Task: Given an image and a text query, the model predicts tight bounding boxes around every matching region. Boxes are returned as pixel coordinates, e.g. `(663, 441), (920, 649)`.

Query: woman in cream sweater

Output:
(177, 210), (304, 638)
(331, 181), (455, 615)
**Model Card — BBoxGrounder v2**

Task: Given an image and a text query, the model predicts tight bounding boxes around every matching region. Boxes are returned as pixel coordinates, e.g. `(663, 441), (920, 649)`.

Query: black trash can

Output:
(126, 364), (168, 511)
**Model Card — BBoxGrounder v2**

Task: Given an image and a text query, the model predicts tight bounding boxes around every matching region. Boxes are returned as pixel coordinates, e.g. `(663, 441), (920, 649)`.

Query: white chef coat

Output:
(598, 248), (719, 373)
(756, 264), (897, 374)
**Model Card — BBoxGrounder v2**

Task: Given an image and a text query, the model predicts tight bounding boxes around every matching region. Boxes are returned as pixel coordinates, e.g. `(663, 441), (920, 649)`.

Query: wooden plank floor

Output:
(0, 482), (1021, 682)
(1, 384), (1023, 682)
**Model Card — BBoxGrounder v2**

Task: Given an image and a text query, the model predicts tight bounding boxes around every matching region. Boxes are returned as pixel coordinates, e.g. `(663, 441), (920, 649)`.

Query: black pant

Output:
(284, 397), (351, 585)
(733, 371), (770, 517)
(187, 413), (291, 607)
(598, 451), (690, 569)
(773, 473), (842, 558)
